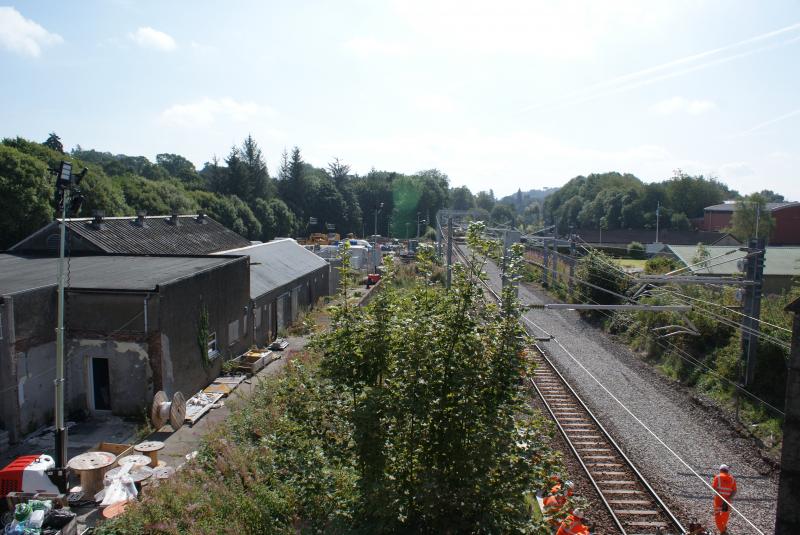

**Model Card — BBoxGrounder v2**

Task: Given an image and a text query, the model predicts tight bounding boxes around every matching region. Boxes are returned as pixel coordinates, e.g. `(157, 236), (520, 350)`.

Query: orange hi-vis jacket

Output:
(712, 472), (737, 505)
(543, 482), (574, 510)
(556, 515), (590, 535)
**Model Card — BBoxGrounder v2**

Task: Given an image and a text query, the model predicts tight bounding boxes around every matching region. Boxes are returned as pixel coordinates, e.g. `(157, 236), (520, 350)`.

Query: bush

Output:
(644, 256), (678, 274)
(627, 241), (646, 259)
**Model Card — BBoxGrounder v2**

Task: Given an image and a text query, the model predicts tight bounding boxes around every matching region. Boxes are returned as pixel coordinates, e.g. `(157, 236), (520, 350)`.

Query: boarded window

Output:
(254, 307), (262, 328)
(228, 320), (239, 345)
(207, 332), (218, 356)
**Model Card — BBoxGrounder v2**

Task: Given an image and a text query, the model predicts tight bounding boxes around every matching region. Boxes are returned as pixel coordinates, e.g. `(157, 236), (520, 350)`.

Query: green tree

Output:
(278, 146), (308, 222)
(449, 185), (475, 210)
(155, 153), (199, 184)
(730, 193), (775, 242)
(475, 189), (496, 211)
(0, 145), (53, 248)
(116, 175), (198, 215)
(314, 224), (560, 532)
(490, 203), (516, 226)
(43, 132), (64, 154)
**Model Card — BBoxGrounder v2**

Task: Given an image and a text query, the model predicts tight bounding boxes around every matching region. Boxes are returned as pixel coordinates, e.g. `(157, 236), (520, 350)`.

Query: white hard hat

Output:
(719, 464), (730, 472)
(572, 509), (586, 519)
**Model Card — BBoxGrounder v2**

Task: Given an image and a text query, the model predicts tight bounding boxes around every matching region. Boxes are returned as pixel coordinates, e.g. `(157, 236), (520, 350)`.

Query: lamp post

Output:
(416, 212), (426, 239)
(52, 161), (86, 481)
(374, 202), (384, 237)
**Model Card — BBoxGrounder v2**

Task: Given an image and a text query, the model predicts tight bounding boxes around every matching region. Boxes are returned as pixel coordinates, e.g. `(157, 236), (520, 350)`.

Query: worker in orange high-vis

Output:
(556, 509), (590, 535)
(711, 464), (737, 534)
(543, 480), (574, 513)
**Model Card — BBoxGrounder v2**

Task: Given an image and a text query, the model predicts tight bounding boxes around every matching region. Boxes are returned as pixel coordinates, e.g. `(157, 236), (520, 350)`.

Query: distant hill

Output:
(499, 187), (558, 211)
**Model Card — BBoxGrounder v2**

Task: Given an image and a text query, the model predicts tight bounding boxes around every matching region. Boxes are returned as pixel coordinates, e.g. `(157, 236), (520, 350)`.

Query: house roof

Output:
(216, 239), (328, 299)
(574, 228), (739, 246)
(10, 214), (251, 255)
(704, 202), (800, 213)
(0, 254), (242, 296)
(665, 245), (800, 277)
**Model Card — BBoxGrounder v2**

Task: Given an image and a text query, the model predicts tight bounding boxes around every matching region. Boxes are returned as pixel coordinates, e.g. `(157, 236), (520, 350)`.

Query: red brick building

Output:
(701, 202), (800, 245)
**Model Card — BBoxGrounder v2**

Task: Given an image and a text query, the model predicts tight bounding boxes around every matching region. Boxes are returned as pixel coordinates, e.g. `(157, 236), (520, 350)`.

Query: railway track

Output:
(449, 241), (685, 535)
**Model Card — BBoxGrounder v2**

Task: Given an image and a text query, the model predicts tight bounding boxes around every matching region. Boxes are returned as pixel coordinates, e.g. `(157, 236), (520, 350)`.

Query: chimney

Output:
(135, 211), (148, 228)
(196, 211), (207, 224)
(92, 210), (105, 230)
(168, 210), (180, 226)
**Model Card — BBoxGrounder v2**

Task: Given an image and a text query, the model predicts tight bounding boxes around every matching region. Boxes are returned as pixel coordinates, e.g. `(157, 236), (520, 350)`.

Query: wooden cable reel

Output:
(150, 390), (186, 430)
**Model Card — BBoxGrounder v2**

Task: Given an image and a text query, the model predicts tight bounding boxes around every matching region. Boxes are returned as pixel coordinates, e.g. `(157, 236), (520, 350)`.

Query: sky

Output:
(1, 1), (799, 199)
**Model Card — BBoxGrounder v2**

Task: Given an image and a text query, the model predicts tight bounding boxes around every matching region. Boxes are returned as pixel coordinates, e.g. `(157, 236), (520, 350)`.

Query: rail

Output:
(449, 238), (685, 535)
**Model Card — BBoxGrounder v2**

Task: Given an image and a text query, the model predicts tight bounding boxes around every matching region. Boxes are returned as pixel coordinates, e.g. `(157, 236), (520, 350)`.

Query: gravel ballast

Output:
(479, 256), (779, 534)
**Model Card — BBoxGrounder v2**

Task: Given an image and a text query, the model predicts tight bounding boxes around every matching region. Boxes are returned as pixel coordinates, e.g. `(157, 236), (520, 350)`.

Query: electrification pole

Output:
(446, 217), (453, 289)
(775, 297), (800, 534)
(736, 238), (765, 419)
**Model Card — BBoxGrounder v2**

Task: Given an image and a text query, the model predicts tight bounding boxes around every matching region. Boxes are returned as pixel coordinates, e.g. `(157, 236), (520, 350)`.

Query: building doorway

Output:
(91, 357), (111, 411)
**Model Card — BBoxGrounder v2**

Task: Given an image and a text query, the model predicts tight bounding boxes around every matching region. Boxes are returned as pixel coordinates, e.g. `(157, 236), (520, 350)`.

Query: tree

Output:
(327, 157), (351, 186)
(278, 146), (308, 222)
(117, 175), (198, 215)
(757, 189), (784, 203)
(0, 145), (53, 248)
(670, 212), (691, 230)
(449, 185), (475, 210)
(156, 153), (199, 183)
(475, 189), (496, 211)
(43, 132), (64, 154)
(730, 193), (775, 242)
(314, 225), (560, 532)
(239, 135), (273, 199)
(490, 203), (516, 226)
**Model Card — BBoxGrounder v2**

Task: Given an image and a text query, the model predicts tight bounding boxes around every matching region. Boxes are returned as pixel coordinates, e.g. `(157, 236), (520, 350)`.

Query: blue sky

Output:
(1, 1), (799, 199)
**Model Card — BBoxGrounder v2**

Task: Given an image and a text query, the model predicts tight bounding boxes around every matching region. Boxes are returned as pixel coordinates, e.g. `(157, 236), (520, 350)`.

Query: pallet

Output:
(184, 392), (225, 426)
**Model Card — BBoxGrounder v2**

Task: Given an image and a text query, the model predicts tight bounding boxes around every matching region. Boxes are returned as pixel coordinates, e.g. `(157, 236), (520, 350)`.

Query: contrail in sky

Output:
(743, 108), (800, 134)
(521, 21), (800, 113)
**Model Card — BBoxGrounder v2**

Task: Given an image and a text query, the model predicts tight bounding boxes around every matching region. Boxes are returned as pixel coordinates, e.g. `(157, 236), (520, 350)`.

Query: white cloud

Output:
(343, 37), (408, 58)
(159, 97), (274, 128)
(345, 0), (691, 61)
(129, 27), (176, 51)
(317, 129), (673, 195)
(411, 93), (457, 113)
(651, 97), (716, 115)
(0, 7), (62, 57)
(719, 162), (755, 178)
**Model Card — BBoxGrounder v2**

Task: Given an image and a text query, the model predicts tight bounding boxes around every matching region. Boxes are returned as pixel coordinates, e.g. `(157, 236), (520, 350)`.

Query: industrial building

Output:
(664, 244), (800, 294)
(700, 201), (800, 245)
(215, 239), (331, 346)
(0, 254), (251, 443)
(10, 212), (251, 255)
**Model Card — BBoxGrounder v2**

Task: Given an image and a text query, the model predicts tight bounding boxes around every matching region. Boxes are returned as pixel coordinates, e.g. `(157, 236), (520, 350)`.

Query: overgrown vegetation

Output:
(97, 224), (563, 534)
(540, 247), (795, 450)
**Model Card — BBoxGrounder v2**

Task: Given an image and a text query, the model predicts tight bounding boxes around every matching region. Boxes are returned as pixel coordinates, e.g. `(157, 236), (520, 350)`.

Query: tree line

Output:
(0, 133), (787, 249)
(0, 133), (454, 249)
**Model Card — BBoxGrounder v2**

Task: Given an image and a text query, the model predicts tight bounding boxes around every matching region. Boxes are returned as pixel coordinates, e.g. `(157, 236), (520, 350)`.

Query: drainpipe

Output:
(143, 295), (149, 335)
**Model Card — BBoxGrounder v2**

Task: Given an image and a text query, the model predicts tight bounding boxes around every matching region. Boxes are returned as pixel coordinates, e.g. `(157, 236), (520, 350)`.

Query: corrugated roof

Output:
(666, 245), (800, 276)
(216, 239), (329, 299)
(704, 202), (799, 213)
(11, 215), (251, 255)
(0, 254), (241, 296)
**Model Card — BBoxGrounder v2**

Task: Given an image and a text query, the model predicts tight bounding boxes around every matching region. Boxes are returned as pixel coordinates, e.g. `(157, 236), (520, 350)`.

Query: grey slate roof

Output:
(704, 202), (799, 213)
(216, 239), (329, 299)
(0, 254), (241, 296)
(11, 215), (251, 255)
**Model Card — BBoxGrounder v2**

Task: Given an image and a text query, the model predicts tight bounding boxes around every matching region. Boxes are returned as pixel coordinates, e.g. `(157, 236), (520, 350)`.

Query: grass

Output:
(612, 258), (647, 269)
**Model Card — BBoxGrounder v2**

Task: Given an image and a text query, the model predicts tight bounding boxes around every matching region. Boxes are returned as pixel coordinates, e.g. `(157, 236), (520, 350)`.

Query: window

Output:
(207, 332), (218, 358)
(254, 307), (262, 328)
(228, 320), (239, 345)
(242, 312), (248, 335)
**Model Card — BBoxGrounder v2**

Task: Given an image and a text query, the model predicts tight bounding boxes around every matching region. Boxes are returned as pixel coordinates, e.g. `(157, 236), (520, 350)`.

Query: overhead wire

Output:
(456, 240), (768, 534)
